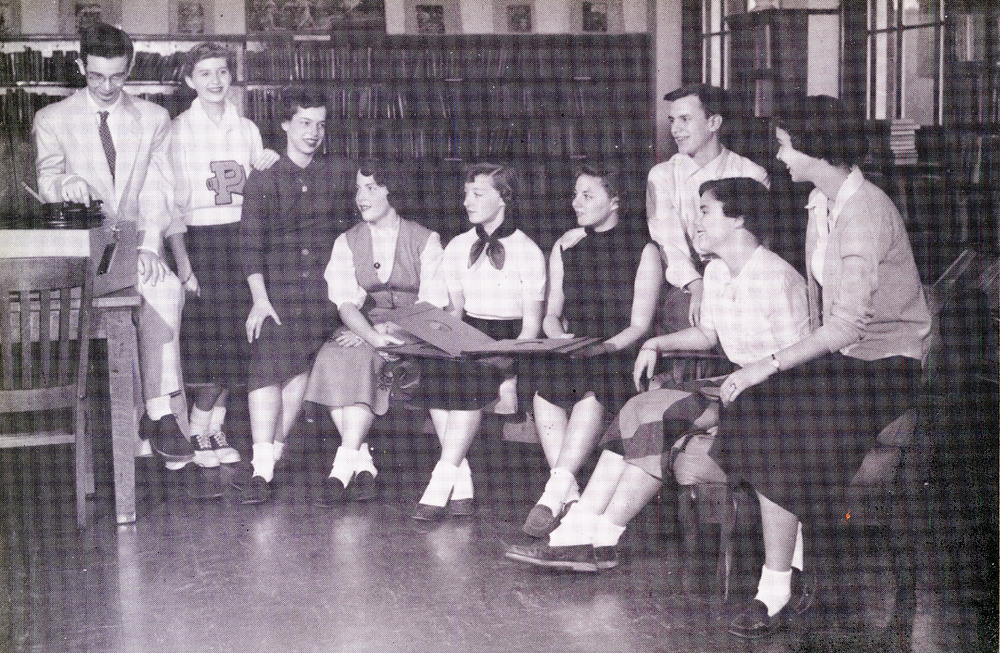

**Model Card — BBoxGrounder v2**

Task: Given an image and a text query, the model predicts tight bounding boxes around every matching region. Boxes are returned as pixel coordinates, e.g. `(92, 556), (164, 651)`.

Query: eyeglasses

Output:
(85, 71), (128, 86)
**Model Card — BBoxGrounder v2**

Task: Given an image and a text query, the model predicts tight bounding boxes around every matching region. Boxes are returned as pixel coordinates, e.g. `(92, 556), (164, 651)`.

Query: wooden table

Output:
(2, 230), (142, 524)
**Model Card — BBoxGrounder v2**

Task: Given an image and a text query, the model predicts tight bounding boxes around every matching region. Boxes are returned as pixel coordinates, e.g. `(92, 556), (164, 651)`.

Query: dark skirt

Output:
(520, 346), (639, 414)
(180, 223), (249, 386)
(407, 317), (520, 411)
(710, 353), (922, 527)
(248, 279), (337, 392)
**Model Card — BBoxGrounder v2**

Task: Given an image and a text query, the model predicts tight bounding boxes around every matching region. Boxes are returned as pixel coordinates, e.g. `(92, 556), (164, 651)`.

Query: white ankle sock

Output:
(590, 513), (626, 548)
(251, 442), (275, 482)
(272, 441), (285, 462)
(548, 502), (595, 547)
(754, 565), (792, 617)
(452, 458), (473, 501)
(355, 443), (378, 478)
(329, 446), (357, 485)
(208, 405), (227, 435)
(146, 396), (172, 421)
(538, 468), (575, 513)
(418, 460), (459, 507)
(791, 522), (804, 571)
(189, 407), (211, 437)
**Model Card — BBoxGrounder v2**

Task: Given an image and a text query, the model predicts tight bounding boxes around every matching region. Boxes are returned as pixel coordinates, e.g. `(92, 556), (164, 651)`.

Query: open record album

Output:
(379, 303), (600, 359)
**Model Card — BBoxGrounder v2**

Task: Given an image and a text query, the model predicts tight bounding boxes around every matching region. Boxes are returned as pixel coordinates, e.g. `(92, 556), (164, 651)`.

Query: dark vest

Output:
(344, 217), (434, 320)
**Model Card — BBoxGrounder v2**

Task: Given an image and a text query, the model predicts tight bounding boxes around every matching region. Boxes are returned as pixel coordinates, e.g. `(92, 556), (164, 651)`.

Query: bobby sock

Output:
(548, 502), (595, 547)
(418, 460), (459, 507)
(452, 458), (473, 501)
(537, 468), (575, 513)
(146, 396), (172, 422)
(791, 522), (804, 571)
(754, 565), (792, 617)
(355, 443), (378, 478)
(329, 446), (357, 485)
(189, 407), (211, 437)
(251, 442), (275, 482)
(590, 513), (626, 548)
(208, 405), (227, 435)
(272, 441), (285, 462)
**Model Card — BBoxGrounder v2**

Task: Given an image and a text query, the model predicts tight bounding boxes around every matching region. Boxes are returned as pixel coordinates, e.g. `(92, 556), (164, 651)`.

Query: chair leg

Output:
(75, 403), (89, 528)
(83, 406), (95, 495)
(678, 486), (699, 592)
(717, 487), (737, 602)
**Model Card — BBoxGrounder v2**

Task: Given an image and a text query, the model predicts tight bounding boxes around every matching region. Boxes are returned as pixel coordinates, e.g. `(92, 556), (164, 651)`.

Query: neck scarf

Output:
(468, 220), (517, 270)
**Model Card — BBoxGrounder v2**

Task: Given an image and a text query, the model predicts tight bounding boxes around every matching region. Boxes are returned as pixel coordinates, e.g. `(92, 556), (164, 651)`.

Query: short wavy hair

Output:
(698, 177), (773, 245)
(775, 95), (869, 169)
(182, 42), (237, 82)
(278, 86), (328, 124)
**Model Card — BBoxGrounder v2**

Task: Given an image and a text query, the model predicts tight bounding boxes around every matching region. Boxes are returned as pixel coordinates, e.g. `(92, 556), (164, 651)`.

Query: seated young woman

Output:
(304, 157), (448, 506)
(405, 163), (546, 521)
(716, 97), (930, 639)
(505, 177), (810, 572)
(515, 162), (663, 539)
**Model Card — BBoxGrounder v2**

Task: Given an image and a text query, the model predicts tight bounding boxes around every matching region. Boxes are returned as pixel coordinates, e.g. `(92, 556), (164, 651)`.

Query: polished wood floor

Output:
(0, 398), (993, 653)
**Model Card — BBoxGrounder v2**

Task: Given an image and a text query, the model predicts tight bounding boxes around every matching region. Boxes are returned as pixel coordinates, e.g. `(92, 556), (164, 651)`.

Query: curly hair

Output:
(775, 95), (869, 169)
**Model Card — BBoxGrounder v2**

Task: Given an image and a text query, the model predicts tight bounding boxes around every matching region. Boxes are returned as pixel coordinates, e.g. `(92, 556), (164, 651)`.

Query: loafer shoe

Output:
(504, 542), (598, 572)
(791, 568), (817, 615)
(522, 502), (570, 538)
(594, 545), (619, 570)
(350, 471), (377, 502)
(411, 502), (447, 521)
(183, 465), (223, 500)
(149, 415), (195, 463)
(239, 475), (272, 505)
(316, 477), (349, 507)
(728, 600), (785, 639)
(448, 498), (475, 516)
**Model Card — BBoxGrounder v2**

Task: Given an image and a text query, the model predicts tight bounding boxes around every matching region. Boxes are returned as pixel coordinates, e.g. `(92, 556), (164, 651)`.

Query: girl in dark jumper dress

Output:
(515, 163), (662, 540)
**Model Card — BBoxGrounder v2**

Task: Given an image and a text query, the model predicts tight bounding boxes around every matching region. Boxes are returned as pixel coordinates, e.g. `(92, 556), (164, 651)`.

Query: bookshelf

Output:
(0, 32), (653, 248)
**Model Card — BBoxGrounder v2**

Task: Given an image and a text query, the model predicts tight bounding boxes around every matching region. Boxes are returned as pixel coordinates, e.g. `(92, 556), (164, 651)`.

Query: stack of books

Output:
(888, 118), (919, 166)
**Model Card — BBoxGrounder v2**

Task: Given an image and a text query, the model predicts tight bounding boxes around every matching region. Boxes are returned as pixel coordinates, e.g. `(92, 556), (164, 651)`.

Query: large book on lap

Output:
(380, 302), (599, 358)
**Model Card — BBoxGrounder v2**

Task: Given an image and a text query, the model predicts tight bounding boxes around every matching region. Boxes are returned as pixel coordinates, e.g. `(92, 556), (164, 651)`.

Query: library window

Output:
(867, 0), (945, 125)
(700, 0), (751, 87)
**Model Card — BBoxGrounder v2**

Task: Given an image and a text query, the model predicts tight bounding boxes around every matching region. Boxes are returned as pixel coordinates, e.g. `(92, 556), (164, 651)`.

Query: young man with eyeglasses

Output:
(33, 23), (194, 469)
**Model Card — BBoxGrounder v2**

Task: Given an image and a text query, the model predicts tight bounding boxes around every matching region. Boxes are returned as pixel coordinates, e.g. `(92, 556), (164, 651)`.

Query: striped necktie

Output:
(98, 111), (116, 182)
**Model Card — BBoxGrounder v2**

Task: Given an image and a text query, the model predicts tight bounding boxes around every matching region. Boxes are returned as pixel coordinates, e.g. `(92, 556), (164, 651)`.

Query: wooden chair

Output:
(0, 257), (94, 528)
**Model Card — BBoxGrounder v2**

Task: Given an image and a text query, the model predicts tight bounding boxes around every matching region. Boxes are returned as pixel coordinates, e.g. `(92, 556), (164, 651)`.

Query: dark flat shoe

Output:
(239, 476), (272, 505)
(411, 502), (447, 521)
(594, 545), (619, 570)
(316, 477), (349, 507)
(504, 542), (598, 572)
(350, 471), (378, 502)
(521, 501), (572, 538)
(728, 599), (786, 639)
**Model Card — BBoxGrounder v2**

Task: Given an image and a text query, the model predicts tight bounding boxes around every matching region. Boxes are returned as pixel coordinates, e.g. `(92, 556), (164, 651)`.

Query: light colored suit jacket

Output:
(33, 88), (175, 252)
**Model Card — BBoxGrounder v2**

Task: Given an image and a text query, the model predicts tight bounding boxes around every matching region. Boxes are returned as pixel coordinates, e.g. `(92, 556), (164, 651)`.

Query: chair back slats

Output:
(0, 258), (89, 397)
(1, 287), (12, 391)
(18, 289), (32, 389)
(39, 289), (51, 386)
(58, 287), (72, 386)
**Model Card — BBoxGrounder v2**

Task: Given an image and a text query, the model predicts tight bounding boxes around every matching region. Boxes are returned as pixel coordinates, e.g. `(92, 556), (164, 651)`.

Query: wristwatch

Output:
(769, 353), (781, 371)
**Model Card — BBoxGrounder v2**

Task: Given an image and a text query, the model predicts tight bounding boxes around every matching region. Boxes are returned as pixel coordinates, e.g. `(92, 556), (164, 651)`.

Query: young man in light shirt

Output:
(647, 84), (769, 331)
(33, 23), (193, 466)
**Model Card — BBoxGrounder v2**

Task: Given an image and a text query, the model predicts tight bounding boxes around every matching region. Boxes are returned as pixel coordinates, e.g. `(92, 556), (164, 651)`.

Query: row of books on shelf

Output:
(243, 38), (647, 82)
(0, 48), (187, 85)
(243, 82), (639, 122)
(0, 89), (188, 128)
(0, 49), (82, 86)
